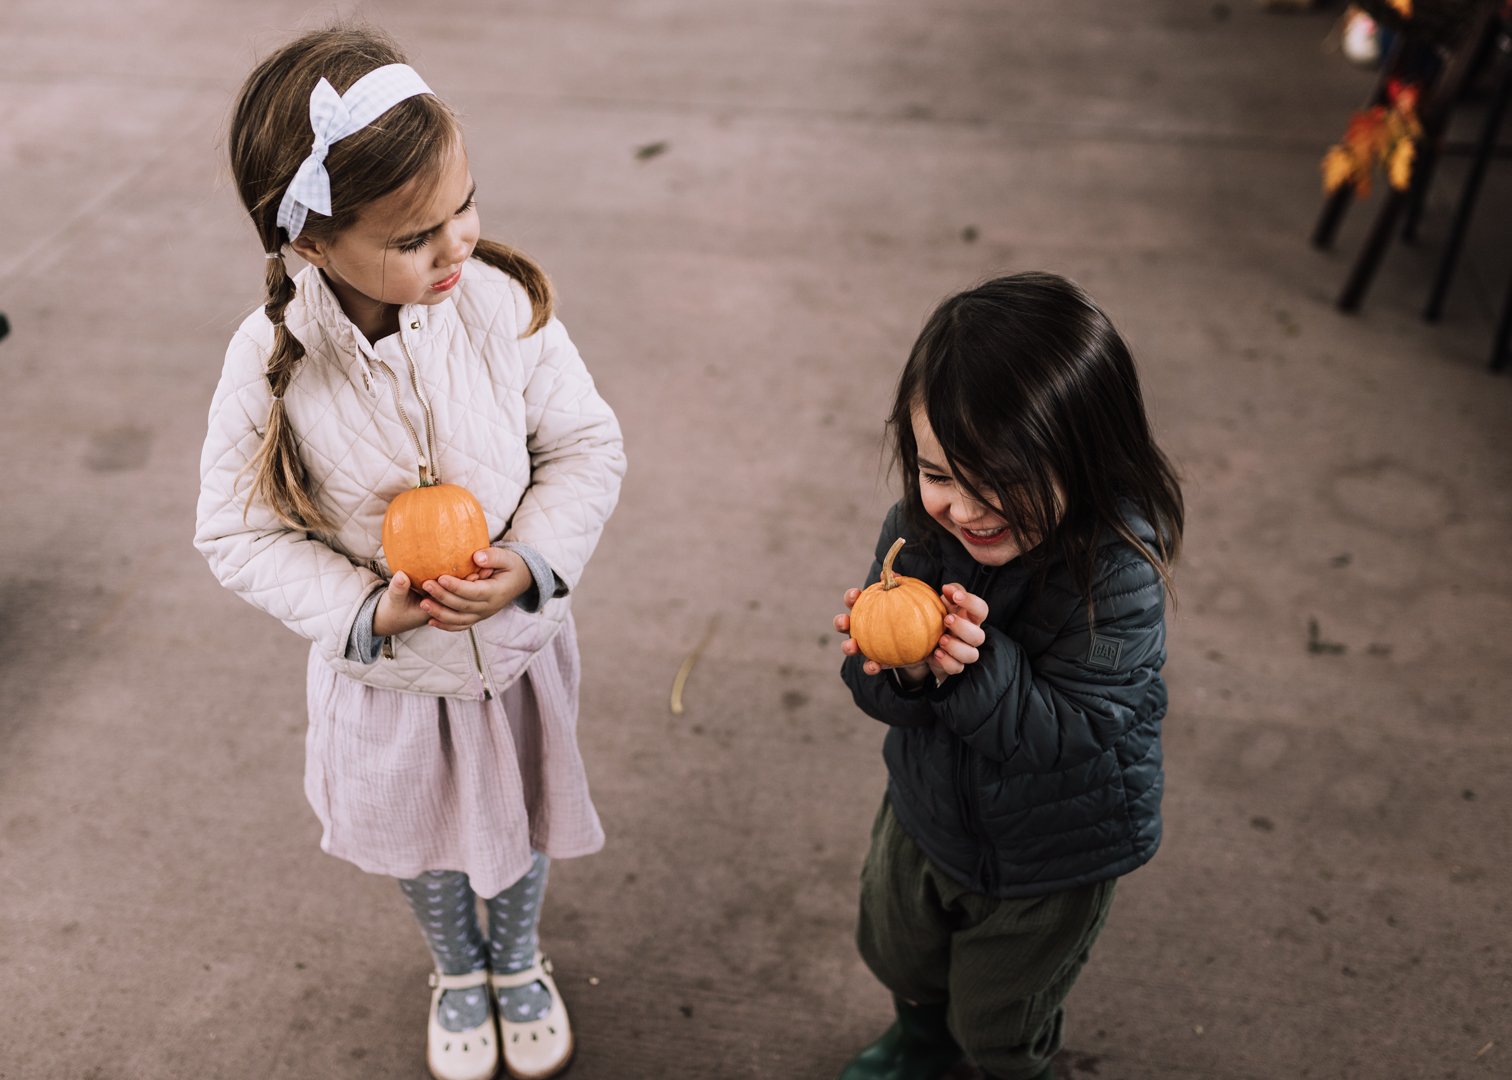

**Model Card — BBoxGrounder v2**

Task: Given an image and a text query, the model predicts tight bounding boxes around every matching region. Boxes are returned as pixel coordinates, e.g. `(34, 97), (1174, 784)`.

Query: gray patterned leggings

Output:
(399, 852), (552, 1032)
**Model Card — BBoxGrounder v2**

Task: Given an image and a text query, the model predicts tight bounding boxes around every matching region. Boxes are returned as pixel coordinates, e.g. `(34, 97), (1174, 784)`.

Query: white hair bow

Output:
(275, 63), (434, 243)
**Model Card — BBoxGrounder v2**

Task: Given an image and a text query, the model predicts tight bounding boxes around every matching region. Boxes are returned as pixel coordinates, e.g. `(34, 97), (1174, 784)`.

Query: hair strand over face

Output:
(888, 272), (1184, 615)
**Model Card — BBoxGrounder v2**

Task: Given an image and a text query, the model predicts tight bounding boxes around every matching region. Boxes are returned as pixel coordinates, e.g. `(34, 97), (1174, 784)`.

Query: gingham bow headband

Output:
(275, 63), (434, 244)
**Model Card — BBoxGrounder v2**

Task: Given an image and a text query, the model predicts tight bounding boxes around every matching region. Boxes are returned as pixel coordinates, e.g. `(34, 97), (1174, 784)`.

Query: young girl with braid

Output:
(195, 27), (624, 1080)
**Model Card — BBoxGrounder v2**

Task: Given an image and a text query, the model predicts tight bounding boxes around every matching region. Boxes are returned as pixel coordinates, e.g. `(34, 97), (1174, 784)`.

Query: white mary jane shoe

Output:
(426, 969), (499, 1080)
(492, 952), (574, 1080)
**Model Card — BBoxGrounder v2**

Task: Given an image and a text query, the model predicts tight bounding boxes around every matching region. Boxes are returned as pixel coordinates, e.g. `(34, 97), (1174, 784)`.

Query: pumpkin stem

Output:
(880, 537), (906, 590)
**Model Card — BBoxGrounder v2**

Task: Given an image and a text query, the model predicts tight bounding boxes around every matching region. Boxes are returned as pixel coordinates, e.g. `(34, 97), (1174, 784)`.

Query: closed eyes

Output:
(393, 191), (477, 253)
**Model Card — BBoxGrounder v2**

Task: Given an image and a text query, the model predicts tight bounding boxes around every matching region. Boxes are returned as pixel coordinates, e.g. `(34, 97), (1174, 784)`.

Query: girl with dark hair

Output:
(196, 26), (624, 1080)
(833, 273), (1182, 1080)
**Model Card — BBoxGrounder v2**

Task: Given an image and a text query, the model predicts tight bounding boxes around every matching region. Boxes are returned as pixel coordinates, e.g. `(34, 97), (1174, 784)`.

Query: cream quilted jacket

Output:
(195, 260), (625, 699)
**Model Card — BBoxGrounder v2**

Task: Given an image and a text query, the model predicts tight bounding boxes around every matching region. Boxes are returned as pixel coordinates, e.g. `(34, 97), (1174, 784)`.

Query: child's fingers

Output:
(843, 639), (893, 671)
(843, 588), (861, 610)
(427, 615), (476, 632)
(418, 594), (459, 619)
(928, 639), (973, 677)
(834, 613), (851, 633)
(940, 584), (990, 624)
(435, 575), (491, 602)
(427, 573), (516, 610)
(929, 653), (963, 678)
(471, 547), (519, 572)
(421, 581), (482, 612)
(936, 633), (979, 668)
(420, 581), (493, 617)
(942, 612), (985, 648)
(421, 601), (479, 629)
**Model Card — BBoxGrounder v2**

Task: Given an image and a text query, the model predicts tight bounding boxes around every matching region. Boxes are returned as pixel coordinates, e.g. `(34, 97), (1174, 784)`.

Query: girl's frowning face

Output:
(912, 406), (1061, 566)
(291, 137), (479, 339)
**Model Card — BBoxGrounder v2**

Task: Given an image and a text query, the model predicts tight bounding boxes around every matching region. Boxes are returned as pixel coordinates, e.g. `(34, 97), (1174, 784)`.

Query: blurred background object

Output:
(1312, 0), (1512, 369)
(1342, 4), (1393, 66)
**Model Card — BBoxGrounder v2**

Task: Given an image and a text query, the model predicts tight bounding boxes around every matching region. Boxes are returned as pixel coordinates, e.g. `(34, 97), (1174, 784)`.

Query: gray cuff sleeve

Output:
(499, 542), (567, 614)
(344, 585), (387, 664)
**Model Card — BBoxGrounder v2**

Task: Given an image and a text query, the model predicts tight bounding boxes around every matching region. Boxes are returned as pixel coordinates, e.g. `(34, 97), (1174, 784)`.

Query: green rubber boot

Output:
(836, 997), (966, 1080)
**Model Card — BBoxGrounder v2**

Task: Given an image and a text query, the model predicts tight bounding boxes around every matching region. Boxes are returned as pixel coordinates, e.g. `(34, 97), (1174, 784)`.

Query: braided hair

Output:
(228, 24), (553, 529)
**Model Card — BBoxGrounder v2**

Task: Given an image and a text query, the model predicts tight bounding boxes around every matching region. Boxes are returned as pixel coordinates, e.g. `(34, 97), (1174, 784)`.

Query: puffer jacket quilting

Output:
(195, 260), (625, 699)
(841, 501), (1167, 898)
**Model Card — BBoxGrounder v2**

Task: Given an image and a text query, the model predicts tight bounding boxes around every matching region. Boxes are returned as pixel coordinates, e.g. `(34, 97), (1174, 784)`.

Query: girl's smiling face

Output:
(913, 406), (1056, 566)
(290, 136), (479, 341)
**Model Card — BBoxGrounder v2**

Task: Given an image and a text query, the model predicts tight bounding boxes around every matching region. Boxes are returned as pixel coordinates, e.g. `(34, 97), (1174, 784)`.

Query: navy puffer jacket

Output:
(842, 501), (1167, 899)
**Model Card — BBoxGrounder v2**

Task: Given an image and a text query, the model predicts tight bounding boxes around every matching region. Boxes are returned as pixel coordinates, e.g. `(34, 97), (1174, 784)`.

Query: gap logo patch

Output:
(1086, 633), (1123, 670)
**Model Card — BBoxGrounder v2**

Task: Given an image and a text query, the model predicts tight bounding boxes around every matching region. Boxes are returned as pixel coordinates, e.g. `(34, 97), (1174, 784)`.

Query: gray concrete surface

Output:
(2, 2), (1510, 1078)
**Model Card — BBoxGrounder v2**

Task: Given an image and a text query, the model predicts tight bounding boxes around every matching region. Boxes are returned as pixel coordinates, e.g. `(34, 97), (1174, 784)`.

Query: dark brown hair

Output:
(228, 24), (554, 529)
(890, 272), (1183, 607)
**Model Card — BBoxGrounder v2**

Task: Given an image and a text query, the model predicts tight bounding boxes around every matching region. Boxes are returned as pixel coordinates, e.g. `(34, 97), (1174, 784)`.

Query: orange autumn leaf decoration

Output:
(1321, 79), (1423, 197)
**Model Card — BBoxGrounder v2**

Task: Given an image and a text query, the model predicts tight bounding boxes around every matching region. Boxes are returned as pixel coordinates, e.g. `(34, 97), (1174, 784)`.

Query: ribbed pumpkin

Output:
(381, 482), (491, 592)
(849, 538), (947, 667)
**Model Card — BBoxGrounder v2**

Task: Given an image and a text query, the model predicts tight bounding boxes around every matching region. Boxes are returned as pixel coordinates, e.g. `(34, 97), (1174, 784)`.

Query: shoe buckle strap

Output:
(430, 969), (492, 991)
(490, 953), (551, 989)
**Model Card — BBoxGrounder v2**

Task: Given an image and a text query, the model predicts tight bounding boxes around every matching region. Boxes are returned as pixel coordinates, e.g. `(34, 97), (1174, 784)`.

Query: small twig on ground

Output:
(1473, 1041), (1494, 1060)
(670, 615), (719, 716)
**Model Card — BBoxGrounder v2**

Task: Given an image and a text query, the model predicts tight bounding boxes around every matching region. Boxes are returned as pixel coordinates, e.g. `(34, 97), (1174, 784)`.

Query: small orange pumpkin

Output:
(381, 482), (491, 592)
(849, 538), (947, 667)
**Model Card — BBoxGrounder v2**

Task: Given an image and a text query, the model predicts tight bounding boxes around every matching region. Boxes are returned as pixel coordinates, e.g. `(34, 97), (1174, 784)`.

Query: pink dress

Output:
(302, 613), (603, 898)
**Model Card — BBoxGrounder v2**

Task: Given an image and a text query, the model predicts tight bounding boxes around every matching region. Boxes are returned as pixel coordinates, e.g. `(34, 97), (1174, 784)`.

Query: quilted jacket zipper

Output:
(467, 628), (495, 702)
(374, 356), (435, 486)
(398, 330), (440, 483)
(373, 321), (494, 701)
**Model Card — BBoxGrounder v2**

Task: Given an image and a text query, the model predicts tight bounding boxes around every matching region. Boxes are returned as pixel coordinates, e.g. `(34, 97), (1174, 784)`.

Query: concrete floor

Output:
(1, 1), (1510, 1078)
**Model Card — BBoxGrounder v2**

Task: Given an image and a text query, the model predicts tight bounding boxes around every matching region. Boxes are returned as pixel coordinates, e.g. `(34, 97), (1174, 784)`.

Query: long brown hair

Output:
(228, 24), (554, 529)
(890, 272), (1184, 608)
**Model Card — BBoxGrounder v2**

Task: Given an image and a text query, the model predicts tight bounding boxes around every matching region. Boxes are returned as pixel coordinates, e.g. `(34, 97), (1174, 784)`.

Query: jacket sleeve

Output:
(193, 329), (385, 661)
(933, 555), (1167, 770)
(839, 506), (941, 729)
(501, 296), (626, 592)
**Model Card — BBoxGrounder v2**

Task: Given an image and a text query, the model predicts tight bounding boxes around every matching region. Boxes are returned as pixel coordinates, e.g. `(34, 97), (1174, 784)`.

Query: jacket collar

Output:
(290, 265), (441, 389)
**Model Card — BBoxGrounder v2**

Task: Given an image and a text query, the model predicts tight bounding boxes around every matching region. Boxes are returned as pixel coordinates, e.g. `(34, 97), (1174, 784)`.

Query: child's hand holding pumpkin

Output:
(927, 584), (988, 681)
(835, 583), (988, 688)
(373, 547), (533, 636)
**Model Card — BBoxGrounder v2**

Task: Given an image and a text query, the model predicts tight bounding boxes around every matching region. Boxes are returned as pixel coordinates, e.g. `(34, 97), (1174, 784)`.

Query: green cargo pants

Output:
(855, 795), (1117, 1080)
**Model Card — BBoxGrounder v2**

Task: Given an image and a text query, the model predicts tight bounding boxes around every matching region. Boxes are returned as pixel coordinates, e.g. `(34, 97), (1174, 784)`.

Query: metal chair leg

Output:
(1492, 269), (1512, 371)
(1425, 23), (1512, 322)
(1400, 137), (1441, 242)
(1312, 186), (1354, 250)
(1338, 188), (1410, 312)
